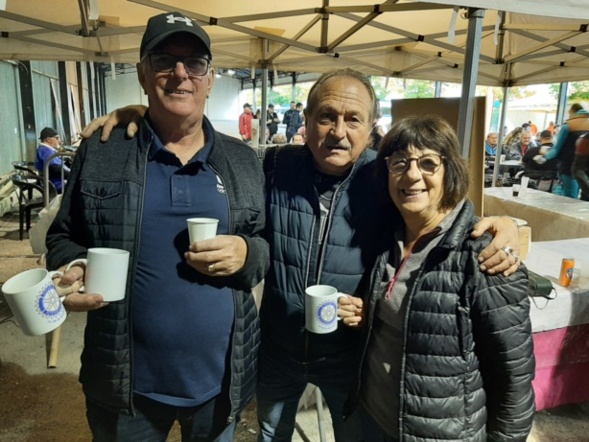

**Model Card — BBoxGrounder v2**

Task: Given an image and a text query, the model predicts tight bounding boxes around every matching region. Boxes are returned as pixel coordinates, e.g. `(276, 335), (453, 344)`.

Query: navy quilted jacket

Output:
(260, 145), (392, 360)
(46, 119), (269, 420)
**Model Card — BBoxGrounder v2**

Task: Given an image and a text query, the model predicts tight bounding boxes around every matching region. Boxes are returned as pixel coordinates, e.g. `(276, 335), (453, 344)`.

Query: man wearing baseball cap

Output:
(46, 11), (268, 441)
(34, 127), (70, 192)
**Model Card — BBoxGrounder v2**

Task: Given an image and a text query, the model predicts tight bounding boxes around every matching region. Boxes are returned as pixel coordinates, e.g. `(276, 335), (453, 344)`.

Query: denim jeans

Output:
(560, 174), (580, 199)
(256, 344), (363, 442)
(86, 393), (236, 442)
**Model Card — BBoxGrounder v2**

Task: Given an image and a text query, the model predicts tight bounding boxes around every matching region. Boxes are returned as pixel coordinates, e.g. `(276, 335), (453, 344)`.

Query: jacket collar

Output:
(436, 200), (475, 250)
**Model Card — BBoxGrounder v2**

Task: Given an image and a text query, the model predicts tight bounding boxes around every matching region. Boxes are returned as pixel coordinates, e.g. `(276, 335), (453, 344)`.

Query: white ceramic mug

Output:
(2, 268), (67, 336)
(66, 248), (130, 302)
(187, 218), (219, 244)
(305, 285), (347, 334)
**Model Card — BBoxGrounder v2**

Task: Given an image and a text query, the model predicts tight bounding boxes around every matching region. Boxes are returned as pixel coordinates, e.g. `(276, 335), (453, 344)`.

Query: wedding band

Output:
(501, 246), (513, 256)
(207, 264), (215, 273)
(513, 255), (520, 264)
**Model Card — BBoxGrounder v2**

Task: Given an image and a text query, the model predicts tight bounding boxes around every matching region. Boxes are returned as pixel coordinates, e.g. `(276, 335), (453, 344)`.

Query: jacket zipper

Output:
(303, 163), (357, 361)
(128, 136), (151, 415)
(208, 162), (237, 424)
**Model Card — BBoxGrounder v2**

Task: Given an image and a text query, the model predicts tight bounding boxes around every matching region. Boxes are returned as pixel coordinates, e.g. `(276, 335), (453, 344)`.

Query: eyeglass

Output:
(385, 154), (444, 175)
(146, 53), (210, 77)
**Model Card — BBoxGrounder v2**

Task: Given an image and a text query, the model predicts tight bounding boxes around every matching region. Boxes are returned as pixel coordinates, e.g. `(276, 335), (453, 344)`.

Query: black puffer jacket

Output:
(356, 200), (535, 441)
(260, 145), (391, 360)
(46, 118), (269, 421)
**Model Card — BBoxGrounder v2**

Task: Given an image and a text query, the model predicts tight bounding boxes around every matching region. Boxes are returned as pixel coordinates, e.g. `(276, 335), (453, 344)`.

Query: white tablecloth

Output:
(484, 187), (589, 241)
(525, 238), (589, 333)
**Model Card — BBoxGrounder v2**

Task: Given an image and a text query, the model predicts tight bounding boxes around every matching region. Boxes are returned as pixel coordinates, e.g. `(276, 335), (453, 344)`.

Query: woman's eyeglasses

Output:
(385, 154), (444, 175)
(146, 53), (210, 77)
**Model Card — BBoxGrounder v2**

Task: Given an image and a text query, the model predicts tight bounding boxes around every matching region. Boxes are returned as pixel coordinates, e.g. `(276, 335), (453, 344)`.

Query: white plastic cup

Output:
(512, 184), (521, 197)
(2, 268), (66, 336)
(304, 285), (347, 334)
(187, 218), (219, 244)
(66, 248), (130, 302)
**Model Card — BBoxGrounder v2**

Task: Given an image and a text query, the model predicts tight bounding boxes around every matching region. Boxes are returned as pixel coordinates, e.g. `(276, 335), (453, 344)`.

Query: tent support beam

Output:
(457, 7), (485, 159)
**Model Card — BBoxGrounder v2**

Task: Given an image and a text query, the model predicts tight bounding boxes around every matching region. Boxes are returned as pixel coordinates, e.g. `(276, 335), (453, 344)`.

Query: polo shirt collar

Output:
(142, 112), (215, 166)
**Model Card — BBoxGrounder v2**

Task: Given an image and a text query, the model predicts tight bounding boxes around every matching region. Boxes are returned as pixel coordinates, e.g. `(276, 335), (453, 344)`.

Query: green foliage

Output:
(548, 82), (589, 100)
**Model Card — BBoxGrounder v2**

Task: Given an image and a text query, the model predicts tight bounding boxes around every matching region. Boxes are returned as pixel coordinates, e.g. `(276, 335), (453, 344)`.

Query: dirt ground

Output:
(0, 360), (259, 442)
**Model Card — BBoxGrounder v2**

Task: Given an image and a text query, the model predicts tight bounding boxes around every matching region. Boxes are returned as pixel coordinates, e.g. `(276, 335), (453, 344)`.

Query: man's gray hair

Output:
(306, 69), (379, 123)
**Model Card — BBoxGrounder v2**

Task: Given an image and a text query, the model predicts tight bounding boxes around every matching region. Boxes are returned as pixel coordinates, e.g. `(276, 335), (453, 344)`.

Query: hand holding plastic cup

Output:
(187, 218), (219, 244)
(305, 285), (348, 334)
(2, 268), (67, 336)
(65, 248), (130, 302)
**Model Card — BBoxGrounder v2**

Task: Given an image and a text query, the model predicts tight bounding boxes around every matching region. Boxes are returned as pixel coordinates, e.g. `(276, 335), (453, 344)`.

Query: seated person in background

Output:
(521, 130), (558, 180)
(507, 129), (536, 160)
(270, 133), (287, 144)
(485, 132), (498, 156)
(35, 127), (70, 192)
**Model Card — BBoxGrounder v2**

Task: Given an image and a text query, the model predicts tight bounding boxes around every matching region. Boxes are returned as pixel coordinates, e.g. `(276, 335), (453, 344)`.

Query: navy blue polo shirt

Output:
(132, 118), (234, 407)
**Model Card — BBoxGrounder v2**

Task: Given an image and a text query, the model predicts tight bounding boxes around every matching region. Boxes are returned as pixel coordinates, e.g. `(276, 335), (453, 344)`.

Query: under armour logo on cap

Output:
(140, 11), (212, 59)
(165, 14), (194, 27)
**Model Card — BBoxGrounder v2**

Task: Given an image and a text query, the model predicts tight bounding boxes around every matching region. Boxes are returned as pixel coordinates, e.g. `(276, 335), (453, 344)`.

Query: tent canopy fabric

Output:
(1, 0), (588, 86)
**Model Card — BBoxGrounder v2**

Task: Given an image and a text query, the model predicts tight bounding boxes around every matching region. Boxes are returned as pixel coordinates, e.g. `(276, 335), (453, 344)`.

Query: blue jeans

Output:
(86, 394), (236, 442)
(256, 344), (363, 442)
(560, 174), (580, 199)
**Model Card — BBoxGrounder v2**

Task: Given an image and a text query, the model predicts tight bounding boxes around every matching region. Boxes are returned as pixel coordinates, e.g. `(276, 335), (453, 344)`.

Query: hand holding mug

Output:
(305, 285), (348, 334)
(338, 295), (364, 327)
(55, 264), (106, 312)
(65, 248), (130, 302)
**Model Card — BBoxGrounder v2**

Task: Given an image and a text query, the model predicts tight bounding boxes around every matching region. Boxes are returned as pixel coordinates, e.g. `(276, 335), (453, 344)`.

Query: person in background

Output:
(484, 131), (498, 156)
(546, 121), (556, 136)
(266, 104), (280, 140)
(270, 133), (287, 144)
(528, 120), (538, 136)
(502, 126), (523, 155)
(573, 133), (589, 201)
(521, 130), (558, 182)
(342, 114), (534, 442)
(35, 127), (70, 192)
(285, 102), (303, 142)
(46, 11), (269, 441)
(80, 68), (522, 442)
(535, 103), (589, 198)
(239, 103), (254, 143)
(291, 133), (305, 145)
(508, 129), (536, 160)
(282, 101), (296, 128)
(370, 124), (386, 152)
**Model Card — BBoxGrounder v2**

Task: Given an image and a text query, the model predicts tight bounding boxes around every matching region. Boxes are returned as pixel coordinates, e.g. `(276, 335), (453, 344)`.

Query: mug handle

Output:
(48, 270), (68, 301)
(63, 259), (88, 293)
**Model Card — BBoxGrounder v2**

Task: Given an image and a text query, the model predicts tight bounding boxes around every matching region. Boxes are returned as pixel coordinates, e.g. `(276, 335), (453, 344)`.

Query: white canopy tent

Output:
(1, 0), (588, 166)
(1, 0), (588, 87)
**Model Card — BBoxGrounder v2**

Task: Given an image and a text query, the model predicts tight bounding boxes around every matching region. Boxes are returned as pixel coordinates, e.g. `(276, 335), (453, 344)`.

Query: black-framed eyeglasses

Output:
(146, 53), (210, 77)
(385, 153), (444, 176)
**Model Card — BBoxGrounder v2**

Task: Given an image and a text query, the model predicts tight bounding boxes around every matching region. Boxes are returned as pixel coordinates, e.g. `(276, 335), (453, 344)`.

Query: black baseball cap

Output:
(140, 12), (212, 60)
(39, 127), (58, 140)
